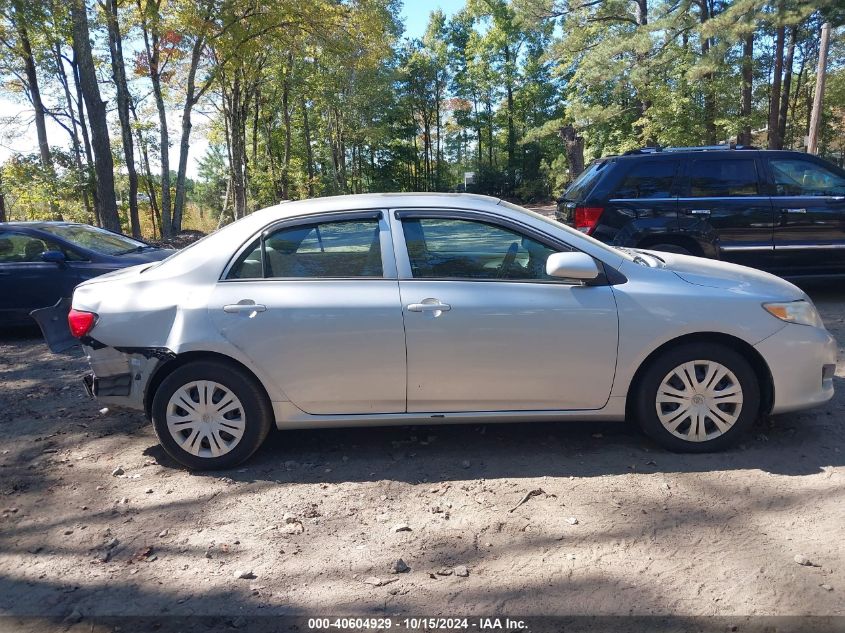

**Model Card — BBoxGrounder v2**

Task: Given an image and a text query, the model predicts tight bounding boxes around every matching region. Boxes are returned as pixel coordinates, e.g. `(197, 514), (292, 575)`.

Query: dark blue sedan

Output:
(0, 222), (173, 326)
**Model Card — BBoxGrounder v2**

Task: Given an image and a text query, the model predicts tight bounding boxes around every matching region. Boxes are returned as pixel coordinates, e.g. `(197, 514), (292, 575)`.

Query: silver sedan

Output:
(46, 194), (837, 469)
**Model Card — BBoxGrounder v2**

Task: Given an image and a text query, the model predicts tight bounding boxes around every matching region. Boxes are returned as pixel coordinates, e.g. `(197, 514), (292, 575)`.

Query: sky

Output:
(0, 1), (467, 180)
(400, 0), (466, 39)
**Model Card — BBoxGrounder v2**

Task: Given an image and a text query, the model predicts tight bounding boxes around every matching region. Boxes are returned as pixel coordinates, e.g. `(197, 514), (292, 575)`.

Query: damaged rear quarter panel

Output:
(72, 234), (290, 408)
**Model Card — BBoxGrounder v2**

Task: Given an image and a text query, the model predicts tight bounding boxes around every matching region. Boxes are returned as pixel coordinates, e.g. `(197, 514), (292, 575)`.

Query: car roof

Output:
(245, 192), (503, 223)
(604, 148), (812, 162)
(0, 221), (90, 229)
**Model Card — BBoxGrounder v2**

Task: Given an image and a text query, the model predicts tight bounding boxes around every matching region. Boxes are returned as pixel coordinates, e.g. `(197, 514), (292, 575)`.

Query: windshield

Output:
(496, 200), (635, 262)
(40, 224), (147, 255)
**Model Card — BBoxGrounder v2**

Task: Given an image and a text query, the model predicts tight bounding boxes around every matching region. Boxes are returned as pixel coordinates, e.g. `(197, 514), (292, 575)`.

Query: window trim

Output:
(389, 208), (612, 286)
(219, 209), (394, 282)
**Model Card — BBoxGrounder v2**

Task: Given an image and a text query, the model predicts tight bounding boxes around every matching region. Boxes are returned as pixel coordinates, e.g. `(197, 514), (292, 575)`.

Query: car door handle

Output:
(784, 208), (807, 214)
(223, 302), (266, 313)
(407, 301), (451, 312)
(687, 209), (711, 215)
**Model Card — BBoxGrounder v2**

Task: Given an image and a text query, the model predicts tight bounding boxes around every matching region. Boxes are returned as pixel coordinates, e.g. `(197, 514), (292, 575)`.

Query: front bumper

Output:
(755, 324), (838, 415)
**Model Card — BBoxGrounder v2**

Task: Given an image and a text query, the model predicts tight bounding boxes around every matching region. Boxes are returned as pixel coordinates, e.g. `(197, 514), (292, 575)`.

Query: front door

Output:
(0, 230), (80, 323)
(766, 155), (845, 275)
(679, 156), (775, 269)
(393, 212), (619, 413)
(210, 212), (407, 415)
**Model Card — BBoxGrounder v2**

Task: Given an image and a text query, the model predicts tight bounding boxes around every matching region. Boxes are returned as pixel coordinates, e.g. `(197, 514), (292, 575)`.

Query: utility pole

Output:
(807, 22), (831, 155)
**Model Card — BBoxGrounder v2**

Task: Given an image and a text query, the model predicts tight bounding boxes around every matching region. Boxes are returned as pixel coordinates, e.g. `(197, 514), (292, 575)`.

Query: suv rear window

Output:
(613, 161), (679, 199)
(688, 159), (759, 197)
(563, 160), (607, 201)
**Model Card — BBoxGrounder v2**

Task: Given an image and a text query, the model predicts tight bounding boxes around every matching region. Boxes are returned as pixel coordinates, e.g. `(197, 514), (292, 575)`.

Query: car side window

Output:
(769, 158), (845, 197)
(689, 159), (759, 197)
(0, 232), (67, 263)
(402, 218), (560, 281)
(614, 161), (679, 199)
(228, 218), (383, 279)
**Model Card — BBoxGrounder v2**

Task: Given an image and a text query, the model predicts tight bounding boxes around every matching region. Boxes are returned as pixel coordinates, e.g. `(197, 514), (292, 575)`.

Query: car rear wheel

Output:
(634, 343), (760, 452)
(151, 360), (273, 470)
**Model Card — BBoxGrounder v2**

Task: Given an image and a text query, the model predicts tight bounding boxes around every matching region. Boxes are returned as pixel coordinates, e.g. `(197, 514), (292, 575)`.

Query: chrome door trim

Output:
(719, 245), (775, 252)
(774, 244), (845, 250)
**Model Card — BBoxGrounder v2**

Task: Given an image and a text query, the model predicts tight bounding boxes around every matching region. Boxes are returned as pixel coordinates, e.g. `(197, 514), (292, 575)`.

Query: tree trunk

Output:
(0, 173), (7, 222)
(53, 41), (93, 219)
(70, 0), (120, 232)
(302, 96), (314, 197)
(173, 35), (206, 235)
(130, 99), (161, 238)
(104, 0), (140, 237)
(739, 32), (753, 145)
(559, 125), (585, 179)
(504, 44), (516, 195)
(282, 70), (292, 199)
(768, 24), (785, 149)
(139, 2), (172, 237)
(698, 0), (716, 144)
(13, 1), (60, 219)
(70, 53), (100, 226)
(777, 25), (797, 148)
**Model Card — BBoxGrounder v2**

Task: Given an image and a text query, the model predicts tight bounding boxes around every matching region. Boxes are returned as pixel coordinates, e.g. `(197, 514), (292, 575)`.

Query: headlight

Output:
(763, 300), (824, 328)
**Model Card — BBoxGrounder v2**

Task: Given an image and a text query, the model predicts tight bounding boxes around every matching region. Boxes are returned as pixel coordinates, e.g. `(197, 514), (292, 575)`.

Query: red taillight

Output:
(574, 206), (604, 235)
(68, 309), (97, 339)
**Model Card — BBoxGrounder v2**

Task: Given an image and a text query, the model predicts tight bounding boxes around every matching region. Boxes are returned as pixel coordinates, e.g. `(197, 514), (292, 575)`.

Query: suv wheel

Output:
(634, 343), (760, 452)
(151, 360), (273, 470)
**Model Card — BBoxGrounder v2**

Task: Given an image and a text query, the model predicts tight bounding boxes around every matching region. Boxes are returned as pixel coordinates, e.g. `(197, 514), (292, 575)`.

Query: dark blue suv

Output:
(556, 146), (845, 276)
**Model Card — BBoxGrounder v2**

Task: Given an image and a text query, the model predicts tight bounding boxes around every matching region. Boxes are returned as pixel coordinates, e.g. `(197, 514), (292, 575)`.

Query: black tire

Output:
(633, 343), (760, 453)
(151, 359), (273, 470)
(642, 243), (694, 255)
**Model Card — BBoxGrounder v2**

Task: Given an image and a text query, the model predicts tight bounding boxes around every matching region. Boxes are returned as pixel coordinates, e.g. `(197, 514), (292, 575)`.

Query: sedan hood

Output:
(640, 250), (804, 301)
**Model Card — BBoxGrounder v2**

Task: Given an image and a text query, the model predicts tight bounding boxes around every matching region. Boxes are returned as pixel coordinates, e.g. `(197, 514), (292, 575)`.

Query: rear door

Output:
(679, 155), (775, 269)
(765, 155), (845, 275)
(210, 211), (408, 415)
(605, 157), (681, 246)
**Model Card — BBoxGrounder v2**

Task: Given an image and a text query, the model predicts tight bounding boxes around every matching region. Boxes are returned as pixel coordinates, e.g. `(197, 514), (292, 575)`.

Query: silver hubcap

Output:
(655, 360), (743, 442)
(166, 380), (246, 458)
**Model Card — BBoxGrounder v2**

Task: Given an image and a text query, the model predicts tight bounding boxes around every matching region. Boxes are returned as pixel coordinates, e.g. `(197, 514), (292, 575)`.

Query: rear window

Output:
(563, 160), (607, 201)
(613, 160), (679, 199)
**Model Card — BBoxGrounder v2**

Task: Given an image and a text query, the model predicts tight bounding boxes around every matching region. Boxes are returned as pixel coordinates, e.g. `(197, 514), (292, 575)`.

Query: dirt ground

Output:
(0, 278), (843, 632)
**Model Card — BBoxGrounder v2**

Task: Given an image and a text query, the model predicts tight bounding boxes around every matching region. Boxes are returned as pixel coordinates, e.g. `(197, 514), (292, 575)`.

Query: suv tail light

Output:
(68, 309), (97, 339)
(574, 206), (604, 235)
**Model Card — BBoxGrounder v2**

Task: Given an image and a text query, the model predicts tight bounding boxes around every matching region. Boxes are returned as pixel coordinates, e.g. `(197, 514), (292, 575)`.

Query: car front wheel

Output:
(151, 360), (273, 470)
(634, 343), (760, 452)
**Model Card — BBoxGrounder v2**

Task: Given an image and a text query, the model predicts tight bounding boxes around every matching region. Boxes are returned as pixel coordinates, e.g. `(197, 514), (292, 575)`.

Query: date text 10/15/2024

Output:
(307, 617), (528, 630)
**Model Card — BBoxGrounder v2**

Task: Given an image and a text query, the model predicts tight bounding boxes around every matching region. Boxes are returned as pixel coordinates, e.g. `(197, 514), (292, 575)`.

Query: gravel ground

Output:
(0, 279), (843, 633)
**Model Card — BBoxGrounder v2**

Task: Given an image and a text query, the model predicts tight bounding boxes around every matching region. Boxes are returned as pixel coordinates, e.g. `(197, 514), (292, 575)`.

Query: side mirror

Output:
(41, 250), (67, 266)
(545, 251), (600, 281)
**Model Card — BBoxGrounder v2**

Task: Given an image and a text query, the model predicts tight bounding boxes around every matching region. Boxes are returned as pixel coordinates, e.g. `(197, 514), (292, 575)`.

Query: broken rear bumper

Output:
(83, 344), (174, 412)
